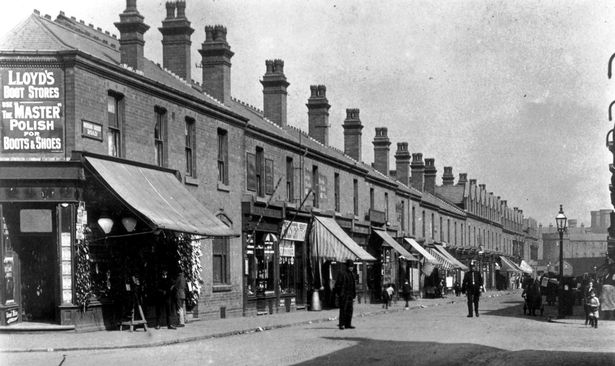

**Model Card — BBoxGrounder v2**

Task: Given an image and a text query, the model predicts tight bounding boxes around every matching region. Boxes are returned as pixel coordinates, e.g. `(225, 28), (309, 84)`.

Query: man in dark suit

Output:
(334, 259), (357, 329)
(462, 260), (483, 318)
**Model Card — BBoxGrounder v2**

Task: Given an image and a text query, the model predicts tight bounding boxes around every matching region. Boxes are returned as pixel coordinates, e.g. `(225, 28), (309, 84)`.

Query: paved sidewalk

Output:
(0, 291), (516, 353)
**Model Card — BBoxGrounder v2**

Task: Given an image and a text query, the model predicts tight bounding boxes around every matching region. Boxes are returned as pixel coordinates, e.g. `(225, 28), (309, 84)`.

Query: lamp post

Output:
(555, 204), (567, 318)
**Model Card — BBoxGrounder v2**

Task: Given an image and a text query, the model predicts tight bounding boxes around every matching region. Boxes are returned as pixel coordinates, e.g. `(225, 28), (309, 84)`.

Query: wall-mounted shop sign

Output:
(281, 220), (308, 241)
(81, 120), (103, 141)
(1, 68), (64, 153)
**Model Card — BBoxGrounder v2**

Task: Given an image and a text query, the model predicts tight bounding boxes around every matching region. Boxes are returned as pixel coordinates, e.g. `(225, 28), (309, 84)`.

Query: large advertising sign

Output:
(1, 69), (64, 153)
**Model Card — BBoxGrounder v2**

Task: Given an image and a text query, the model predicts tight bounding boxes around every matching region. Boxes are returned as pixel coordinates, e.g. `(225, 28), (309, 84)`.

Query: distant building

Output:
(540, 211), (609, 276)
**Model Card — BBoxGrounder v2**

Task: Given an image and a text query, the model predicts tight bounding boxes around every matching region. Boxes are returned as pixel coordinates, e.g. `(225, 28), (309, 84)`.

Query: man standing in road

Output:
(335, 259), (357, 329)
(462, 260), (483, 318)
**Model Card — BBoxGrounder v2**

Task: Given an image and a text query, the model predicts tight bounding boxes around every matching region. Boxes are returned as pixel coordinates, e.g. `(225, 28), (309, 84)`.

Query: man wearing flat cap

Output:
(334, 259), (357, 329)
(462, 260), (483, 317)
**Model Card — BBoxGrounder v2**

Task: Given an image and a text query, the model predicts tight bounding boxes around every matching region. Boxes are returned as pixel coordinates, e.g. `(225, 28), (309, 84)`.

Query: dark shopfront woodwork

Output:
(243, 202), (306, 315)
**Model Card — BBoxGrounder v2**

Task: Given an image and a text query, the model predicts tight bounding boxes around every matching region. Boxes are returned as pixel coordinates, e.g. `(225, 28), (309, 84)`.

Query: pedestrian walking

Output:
(462, 260), (483, 318)
(384, 283), (394, 309)
(155, 269), (176, 330)
(587, 289), (600, 328)
(173, 270), (187, 327)
(583, 280), (595, 326)
(334, 259), (356, 330)
(402, 280), (413, 308)
(453, 281), (461, 297)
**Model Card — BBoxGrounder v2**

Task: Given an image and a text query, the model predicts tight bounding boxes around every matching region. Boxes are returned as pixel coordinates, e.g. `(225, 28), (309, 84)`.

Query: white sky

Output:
(2, 0), (614, 227)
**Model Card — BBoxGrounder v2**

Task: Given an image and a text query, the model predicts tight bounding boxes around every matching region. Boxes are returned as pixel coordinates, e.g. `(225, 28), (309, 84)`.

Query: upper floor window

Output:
(256, 147), (264, 196)
(370, 188), (375, 210)
(353, 179), (359, 216)
(312, 165), (319, 208)
(185, 118), (196, 177)
(247, 148), (273, 196)
(107, 93), (123, 157)
(212, 237), (230, 285)
(217, 129), (228, 185)
(412, 206), (416, 236)
(422, 210), (426, 238)
(286, 157), (294, 203)
(334, 173), (340, 212)
(154, 107), (166, 167)
(384, 192), (389, 222)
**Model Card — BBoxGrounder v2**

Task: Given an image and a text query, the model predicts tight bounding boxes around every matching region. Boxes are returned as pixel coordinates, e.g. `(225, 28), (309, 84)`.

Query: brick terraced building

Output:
(0, 0), (536, 330)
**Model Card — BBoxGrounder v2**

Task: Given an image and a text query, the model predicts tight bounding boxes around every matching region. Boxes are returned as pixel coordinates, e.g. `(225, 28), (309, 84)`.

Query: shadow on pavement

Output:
(293, 337), (615, 366)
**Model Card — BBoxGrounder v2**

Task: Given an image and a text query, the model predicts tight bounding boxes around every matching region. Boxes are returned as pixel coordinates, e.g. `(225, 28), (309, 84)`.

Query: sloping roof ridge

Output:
(425, 190), (464, 214)
(230, 96), (265, 117)
(16, 11), (71, 51)
(54, 10), (119, 50)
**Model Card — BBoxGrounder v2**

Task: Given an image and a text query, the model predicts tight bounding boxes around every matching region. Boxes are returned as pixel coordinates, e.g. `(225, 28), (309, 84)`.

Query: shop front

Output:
(0, 153), (236, 330)
(371, 229), (418, 302)
(0, 161), (83, 327)
(242, 200), (309, 316)
(308, 215), (375, 309)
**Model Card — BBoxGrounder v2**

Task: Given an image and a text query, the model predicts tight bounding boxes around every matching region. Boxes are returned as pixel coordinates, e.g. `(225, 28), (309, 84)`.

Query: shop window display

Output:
(279, 240), (295, 294)
(246, 232), (276, 295)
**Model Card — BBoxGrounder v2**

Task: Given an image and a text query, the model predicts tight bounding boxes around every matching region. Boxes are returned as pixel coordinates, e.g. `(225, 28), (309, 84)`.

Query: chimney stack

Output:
(261, 59), (289, 127)
(394, 142), (411, 186)
(199, 25), (234, 103)
(114, 0), (150, 71)
(306, 85), (330, 145)
(424, 158), (437, 194)
(442, 166), (454, 185)
(343, 108), (363, 161)
(372, 128), (391, 175)
(159, 1), (194, 81)
(457, 173), (468, 186)
(410, 153), (425, 191)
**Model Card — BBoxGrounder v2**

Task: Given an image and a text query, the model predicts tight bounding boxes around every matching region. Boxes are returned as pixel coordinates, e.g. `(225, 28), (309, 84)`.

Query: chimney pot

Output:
(372, 127), (391, 176)
(442, 166), (455, 185)
(394, 142), (411, 186)
(410, 153), (425, 191)
(160, 0), (194, 81)
(261, 59), (289, 127)
(306, 84), (331, 145)
(114, 0), (150, 71)
(343, 108), (363, 161)
(200, 24), (234, 103)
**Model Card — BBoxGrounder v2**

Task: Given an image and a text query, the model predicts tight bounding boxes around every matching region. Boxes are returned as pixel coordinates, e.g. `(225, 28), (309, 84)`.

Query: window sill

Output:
(185, 176), (199, 186)
(217, 182), (230, 192)
(255, 196), (268, 205)
(212, 284), (232, 292)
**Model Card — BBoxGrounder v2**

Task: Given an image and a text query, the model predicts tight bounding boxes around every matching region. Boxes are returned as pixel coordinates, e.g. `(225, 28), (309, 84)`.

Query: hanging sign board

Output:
(281, 220), (308, 242)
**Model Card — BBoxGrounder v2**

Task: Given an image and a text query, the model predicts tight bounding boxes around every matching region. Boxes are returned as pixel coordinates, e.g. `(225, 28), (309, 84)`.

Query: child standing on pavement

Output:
(587, 289), (600, 328)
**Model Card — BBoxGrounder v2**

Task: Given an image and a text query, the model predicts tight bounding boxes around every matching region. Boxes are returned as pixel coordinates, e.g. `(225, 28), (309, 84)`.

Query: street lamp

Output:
(555, 204), (567, 318)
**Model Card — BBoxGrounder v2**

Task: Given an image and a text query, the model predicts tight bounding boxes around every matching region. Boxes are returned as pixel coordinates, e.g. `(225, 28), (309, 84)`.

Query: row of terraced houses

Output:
(0, 0), (540, 330)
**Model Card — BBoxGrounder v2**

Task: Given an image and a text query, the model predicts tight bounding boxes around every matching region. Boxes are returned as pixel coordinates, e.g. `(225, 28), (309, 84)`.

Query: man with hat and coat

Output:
(462, 260), (483, 317)
(334, 259), (357, 329)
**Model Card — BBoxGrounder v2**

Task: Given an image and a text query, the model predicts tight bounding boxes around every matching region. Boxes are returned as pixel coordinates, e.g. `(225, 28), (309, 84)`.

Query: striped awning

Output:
(426, 247), (455, 271)
(310, 216), (376, 262)
(84, 156), (235, 237)
(500, 256), (522, 273)
(404, 238), (438, 264)
(519, 260), (534, 274)
(434, 244), (468, 271)
(373, 229), (418, 261)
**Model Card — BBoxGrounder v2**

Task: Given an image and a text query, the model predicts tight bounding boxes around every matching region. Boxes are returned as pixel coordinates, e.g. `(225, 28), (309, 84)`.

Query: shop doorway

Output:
(3, 205), (59, 323)
(14, 233), (57, 322)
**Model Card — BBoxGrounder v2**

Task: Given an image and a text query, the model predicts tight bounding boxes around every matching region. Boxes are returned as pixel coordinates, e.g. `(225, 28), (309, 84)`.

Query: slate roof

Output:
(0, 12), (227, 112)
(435, 184), (465, 205)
